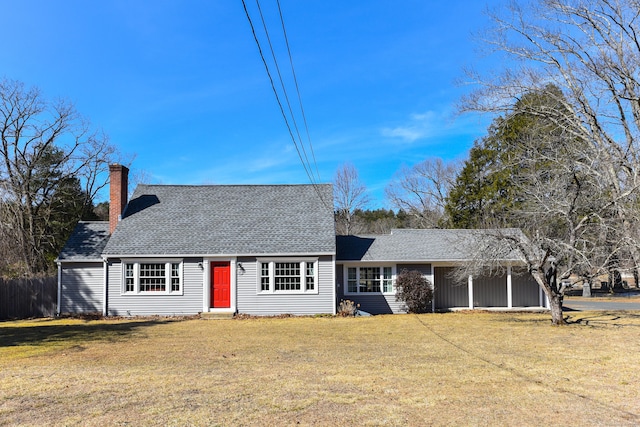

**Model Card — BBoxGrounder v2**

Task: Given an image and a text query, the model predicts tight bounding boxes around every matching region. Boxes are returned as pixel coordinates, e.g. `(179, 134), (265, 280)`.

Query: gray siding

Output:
(434, 267), (469, 309)
(397, 264), (432, 276)
(473, 274), (507, 307)
(60, 262), (104, 314)
(236, 256), (334, 315)
(107, 258), (203, 316)
(335, 263), (435, 314)
(512, 269), (542, 306)
(343, 293), (405, 315)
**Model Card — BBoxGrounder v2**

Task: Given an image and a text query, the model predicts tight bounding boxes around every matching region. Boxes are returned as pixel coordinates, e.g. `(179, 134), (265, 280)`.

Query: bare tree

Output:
(459, 0), (640, 324)
(385, 158), (460, 228)
(333, 163), (370, 235)
(0, 79), (118, 276)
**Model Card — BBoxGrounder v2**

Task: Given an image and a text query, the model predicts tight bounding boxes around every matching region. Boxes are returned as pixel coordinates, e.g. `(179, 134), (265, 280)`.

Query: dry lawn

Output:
(1, 311), (640, 426)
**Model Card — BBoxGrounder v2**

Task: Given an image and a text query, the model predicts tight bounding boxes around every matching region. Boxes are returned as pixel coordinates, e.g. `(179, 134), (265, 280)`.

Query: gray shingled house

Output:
(57, 165), (337, 316)
(57, 164), (546, 317)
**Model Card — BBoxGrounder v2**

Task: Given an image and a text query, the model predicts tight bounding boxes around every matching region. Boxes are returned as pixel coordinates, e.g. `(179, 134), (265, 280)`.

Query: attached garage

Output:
(56, 221), (110, 315)
(60, 262), (104, 314)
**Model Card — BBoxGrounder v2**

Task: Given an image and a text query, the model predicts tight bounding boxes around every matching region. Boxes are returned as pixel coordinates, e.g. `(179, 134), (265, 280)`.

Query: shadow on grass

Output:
(0, 319), (176, 348)
(565, 311), (640, 327)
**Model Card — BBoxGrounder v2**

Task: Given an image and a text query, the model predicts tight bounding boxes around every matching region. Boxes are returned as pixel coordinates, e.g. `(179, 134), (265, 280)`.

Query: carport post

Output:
(507, 265), (513, 308)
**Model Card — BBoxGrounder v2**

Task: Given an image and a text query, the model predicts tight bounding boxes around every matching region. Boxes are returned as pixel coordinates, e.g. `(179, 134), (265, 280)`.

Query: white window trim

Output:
(257, 258), (319, 295)
(343, 264), (396, 295)
(121, 259), (184, 296)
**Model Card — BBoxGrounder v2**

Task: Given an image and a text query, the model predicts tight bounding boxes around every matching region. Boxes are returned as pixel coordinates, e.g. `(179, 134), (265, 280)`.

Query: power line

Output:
(241, 0), (332, 211)
(275, 0), (321, 184)
(254, 0), (318, 184)
(241, 0), (316, 187)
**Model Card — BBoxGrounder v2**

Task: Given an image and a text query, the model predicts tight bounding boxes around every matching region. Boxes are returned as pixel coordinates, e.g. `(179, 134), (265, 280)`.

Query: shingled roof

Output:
(102, 184), (335, 256)
(57, 221), (110, 262)
(336, 228), (525, 262)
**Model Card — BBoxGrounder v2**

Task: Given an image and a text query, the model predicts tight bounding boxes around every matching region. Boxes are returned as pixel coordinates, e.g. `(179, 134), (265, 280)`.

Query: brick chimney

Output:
(109, 164), (129, 234)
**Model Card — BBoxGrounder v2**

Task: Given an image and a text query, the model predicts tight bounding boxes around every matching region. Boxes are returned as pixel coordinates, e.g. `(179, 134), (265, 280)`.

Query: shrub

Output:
(395, 269), (433, 313)
(337, 299), (359, 317)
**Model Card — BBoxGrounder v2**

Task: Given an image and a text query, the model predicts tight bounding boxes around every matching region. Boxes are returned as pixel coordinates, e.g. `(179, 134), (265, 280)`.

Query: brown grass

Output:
(1, 311), (640, 426)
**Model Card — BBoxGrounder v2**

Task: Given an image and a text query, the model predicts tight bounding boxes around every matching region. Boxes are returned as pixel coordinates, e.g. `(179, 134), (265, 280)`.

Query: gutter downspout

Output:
(332, 255), (337, 315)
(56, 262), (62, 316)
(103, 258), (108, 317)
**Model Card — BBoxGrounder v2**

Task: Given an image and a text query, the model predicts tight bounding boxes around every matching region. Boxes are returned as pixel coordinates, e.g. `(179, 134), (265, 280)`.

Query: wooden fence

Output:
(0, 277), (57, 320)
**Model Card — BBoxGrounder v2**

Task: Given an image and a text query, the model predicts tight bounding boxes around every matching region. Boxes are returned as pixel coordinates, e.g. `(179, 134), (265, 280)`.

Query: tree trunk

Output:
(548, 294), (564, 325)
(532, 269), (565, 325)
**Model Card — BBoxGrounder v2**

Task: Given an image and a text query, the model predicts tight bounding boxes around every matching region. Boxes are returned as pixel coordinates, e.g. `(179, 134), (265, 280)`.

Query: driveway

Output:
(563, 294), (640, 311)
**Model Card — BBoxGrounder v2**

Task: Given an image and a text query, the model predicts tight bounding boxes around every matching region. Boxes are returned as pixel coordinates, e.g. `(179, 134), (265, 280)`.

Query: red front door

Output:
(210, 262), (231, 308)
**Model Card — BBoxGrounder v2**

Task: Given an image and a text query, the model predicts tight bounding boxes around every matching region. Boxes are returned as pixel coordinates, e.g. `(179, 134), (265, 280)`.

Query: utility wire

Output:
(241, 0), (316, 187)
(254, 0), (318, 185)
(275, 0), (321, 184)
(241, 0), (332, 211)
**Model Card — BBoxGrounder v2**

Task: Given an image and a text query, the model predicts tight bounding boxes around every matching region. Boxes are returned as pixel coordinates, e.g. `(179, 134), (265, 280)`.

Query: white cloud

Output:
(380, 109), (490, 144)
(381, 111), (439, 143)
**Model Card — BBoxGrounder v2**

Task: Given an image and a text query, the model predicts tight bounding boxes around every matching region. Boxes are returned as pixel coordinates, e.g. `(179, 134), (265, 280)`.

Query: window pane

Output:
(359, 267), (380, 292)
(306, 262), (315, 290)
(347, 267), (357, 293)
(125, 263), (135, 292)
(171, 263), (180, 292)
(140, 263), (166, 292)
(261, 262), (270, 291)
(274, 262), (301, 291)
(383, 267), (393, 293)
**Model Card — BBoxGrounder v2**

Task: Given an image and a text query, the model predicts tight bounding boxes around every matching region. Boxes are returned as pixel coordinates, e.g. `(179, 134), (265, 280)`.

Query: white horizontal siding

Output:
(60, 262), (103, 314)
(107, 258), (203, 316)
(236, 256), (334, 315)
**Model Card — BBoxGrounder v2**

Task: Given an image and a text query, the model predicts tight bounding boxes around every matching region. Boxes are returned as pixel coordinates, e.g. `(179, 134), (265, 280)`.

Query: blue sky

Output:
(0, 0), (504, 207)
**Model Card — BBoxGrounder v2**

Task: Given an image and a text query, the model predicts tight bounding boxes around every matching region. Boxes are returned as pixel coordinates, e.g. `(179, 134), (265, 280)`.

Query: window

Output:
(275, 262), (301, 291)
(260, 262), (270, 292)
(125, 263), (135, 293)
(140, 263), (166, 292)
(259, 259), (318, 293)
(346, 266), (395, 294)
(122, 261), (183, 295)
(383, 267), (393, 293)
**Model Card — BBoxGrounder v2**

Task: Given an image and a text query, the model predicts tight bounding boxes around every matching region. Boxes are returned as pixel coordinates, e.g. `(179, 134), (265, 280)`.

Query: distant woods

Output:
(334, 208), (423, 235)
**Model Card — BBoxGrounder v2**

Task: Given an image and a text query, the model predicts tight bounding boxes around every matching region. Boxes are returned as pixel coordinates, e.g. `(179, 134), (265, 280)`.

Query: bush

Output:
(337, 299), (359, 317)
(395, 269), (433, 313)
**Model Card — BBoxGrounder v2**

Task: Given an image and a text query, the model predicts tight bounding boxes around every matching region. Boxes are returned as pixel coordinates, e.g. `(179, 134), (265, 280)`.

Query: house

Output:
(57, 164), (546, 317)
(57, 165), (337, 316)
(336, 229), (545, 314)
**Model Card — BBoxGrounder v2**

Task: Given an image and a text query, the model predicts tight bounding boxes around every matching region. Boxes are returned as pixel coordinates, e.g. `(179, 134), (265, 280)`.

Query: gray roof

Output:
(57, 221), (110, 262)
(336, 228), (524, 262)
(103, 184), (335, 256)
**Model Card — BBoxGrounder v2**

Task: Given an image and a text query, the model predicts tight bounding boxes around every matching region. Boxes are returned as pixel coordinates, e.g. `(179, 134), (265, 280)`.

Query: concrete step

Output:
(201, 311), (235, 320)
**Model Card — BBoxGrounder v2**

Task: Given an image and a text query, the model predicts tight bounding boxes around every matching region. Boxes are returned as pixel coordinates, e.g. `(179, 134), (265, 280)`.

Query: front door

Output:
(210, 262), (231, 308)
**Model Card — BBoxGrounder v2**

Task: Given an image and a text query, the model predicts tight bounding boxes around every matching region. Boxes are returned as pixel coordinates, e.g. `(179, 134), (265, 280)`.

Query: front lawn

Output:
(1, 311), (639, 426)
